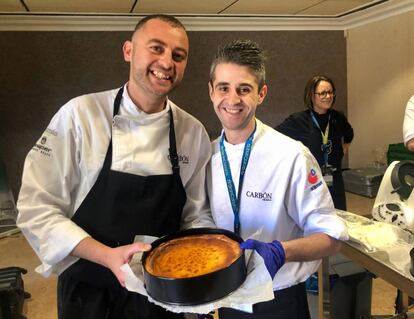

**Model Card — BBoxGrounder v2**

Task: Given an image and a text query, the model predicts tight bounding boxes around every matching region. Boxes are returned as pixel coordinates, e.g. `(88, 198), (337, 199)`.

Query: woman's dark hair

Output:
(304, 75), (336, 109)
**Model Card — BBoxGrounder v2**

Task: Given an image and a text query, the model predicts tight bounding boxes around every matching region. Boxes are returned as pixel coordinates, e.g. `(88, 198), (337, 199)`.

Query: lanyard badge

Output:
(220, 127), (255, 235)
(310, 112), (335, 186)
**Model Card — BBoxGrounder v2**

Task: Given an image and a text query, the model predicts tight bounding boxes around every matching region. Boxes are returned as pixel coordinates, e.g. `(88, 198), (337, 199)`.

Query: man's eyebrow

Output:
(214, 82), (229, 88)
(238, 83), (254, 89)
(213, 82), (256, 92)
(215, 82), (254, 88)
(147, 38), (188, 57)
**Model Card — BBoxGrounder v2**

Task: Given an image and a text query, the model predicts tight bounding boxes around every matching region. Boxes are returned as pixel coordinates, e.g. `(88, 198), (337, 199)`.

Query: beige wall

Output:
(347, 10), (414, 168)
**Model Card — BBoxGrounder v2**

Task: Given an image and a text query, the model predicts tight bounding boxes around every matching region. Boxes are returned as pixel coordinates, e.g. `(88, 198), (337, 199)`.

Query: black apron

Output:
(58, 87), (186, 319)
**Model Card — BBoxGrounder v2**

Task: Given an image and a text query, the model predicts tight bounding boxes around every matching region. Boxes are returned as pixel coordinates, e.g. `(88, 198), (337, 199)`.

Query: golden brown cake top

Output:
(144, 234), (242, 279)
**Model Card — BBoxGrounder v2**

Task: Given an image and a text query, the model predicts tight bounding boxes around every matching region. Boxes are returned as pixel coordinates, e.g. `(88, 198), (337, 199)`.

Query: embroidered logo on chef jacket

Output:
(308, 168), (323, 191)
(32, 136), (52, 157)
(245, 191), (272, 202)
(45, 128), (58, 136)
(168, 154), (189, 164)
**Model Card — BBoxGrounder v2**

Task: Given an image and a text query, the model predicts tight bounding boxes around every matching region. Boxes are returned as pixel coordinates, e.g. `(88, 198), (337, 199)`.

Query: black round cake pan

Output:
(141, 227), (247, 305)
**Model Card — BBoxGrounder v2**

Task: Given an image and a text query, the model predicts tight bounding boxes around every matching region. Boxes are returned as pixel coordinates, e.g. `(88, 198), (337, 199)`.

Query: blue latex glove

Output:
(240, 239), (285, 279)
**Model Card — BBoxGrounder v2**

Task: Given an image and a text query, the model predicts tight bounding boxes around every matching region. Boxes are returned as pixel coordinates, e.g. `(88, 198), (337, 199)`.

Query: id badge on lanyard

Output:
(310, 112), (334, 187)
(321, 164), (334, 187)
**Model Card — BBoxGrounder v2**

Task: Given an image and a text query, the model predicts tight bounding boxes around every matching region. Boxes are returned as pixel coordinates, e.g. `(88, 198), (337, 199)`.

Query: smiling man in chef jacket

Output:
(206, 39), (348, 319)
(17, 14), (214, 319)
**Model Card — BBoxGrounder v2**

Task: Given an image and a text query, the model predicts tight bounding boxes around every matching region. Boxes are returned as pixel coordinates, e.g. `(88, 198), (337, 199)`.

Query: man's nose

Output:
(227, 90), (241, 105)
(159, 51), (173, 69)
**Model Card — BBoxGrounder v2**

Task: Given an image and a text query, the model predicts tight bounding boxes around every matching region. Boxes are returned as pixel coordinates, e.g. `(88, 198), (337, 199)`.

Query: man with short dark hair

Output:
(17, 14), (212, 319)
(207, 40), (348, 318)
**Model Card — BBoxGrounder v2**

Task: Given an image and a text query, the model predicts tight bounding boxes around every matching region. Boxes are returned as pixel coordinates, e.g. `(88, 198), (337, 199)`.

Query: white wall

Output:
(347, 10), (414, 168)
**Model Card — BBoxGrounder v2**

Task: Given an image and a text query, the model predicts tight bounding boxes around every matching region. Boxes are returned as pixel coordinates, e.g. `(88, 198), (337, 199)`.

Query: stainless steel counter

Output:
(318, 240), (414, 319)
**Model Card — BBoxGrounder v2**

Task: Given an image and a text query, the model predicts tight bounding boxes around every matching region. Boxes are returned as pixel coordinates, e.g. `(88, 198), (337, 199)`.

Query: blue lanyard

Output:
(310, 111), (330, 166)
(219, 126), (256, 235)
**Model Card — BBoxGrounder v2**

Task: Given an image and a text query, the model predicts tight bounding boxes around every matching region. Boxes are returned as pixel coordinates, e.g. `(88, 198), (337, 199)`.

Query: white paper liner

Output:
(121, 235), (274, 314)
(336, 209), (414, 278)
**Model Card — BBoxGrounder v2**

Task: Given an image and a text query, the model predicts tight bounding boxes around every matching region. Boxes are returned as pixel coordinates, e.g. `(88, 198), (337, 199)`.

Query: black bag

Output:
(0, 267), (31, 319)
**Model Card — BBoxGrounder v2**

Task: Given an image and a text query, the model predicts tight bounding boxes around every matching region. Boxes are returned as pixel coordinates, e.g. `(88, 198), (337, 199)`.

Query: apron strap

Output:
(101, 87), (124, 171)
(168, 108), (180, 175)
(113, 86), (123, 116)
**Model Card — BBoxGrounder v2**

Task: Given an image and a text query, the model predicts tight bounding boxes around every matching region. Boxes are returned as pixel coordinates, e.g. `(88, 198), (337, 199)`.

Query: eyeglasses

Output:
(314, 91), (335, 98)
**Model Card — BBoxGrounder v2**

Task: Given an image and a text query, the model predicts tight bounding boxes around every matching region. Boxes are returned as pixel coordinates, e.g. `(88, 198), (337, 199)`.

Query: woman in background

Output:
(277, 75), (374, 319)
(276, 75), (353, 210)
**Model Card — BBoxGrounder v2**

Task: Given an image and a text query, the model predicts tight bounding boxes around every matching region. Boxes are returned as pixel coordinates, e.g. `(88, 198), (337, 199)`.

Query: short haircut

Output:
(304, 75), (336, 109)
(133, 14), (186, 34)
(210, 40), (266, 90)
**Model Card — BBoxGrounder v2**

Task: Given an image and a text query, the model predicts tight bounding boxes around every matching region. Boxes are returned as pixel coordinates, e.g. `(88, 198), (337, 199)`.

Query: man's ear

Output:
(208, 81), (214, 101)
(257, 84), (268, 105)
(123, 41), (132, 62)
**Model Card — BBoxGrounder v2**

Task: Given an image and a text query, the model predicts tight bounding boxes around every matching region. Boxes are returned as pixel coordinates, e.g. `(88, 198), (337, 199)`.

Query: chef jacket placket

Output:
(64, 87), (187, 286)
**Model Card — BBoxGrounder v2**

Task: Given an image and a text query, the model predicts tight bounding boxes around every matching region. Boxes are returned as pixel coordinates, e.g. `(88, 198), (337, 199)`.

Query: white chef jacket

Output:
(207, 119), (348, 291)
(403, 95), (414, 145)
(17, 85), (214, 277)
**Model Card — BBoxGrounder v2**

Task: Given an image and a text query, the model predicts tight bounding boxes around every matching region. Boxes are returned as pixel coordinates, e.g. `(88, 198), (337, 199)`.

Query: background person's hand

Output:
(240, 239), (285, 279)
(342, 142), (351, 155)
(407, 138), (414, 151)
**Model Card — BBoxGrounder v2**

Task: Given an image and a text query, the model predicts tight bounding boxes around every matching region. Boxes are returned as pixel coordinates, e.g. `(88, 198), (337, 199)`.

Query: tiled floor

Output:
(0, 232), (58, 319)
(0, 192), (411, 318)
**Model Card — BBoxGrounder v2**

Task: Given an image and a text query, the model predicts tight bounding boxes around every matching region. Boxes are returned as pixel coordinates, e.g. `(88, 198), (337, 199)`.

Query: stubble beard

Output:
(134, 69), (179, 99)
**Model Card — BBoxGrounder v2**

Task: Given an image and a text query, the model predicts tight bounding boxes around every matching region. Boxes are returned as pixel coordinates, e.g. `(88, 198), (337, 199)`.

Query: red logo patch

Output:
(308, 169), (318, 184)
